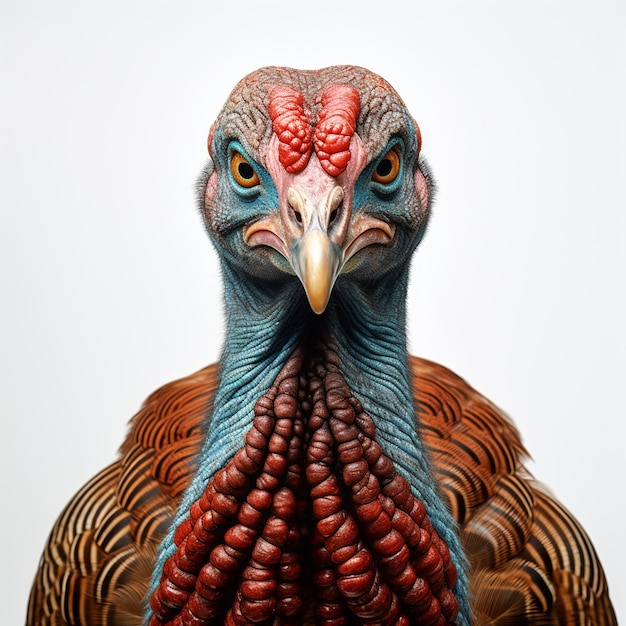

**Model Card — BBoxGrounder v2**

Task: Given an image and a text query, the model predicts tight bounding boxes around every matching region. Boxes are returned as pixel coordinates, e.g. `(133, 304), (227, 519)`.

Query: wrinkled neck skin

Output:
(322, 273), (470, 620)
(147, 261), (471, 626)
(199, 260), (313, 485)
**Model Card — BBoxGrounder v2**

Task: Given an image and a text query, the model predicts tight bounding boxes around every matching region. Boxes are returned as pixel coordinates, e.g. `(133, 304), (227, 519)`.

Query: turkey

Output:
(27, 66), (616, 626)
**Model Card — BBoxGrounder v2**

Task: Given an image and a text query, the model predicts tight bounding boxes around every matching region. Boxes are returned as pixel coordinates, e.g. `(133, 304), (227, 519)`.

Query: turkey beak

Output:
(291, 229), (341, 314)
(288, 186), (344, 315)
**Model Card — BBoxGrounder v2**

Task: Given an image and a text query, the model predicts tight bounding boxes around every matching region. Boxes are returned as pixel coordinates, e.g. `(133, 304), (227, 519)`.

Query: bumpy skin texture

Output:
(148, 342), (459, 626)
(27, 358), (616, 625)
(27, 66), (616, 625)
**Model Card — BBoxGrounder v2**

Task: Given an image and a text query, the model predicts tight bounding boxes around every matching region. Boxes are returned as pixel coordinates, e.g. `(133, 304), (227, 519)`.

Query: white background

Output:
(2, 1), (624, 622)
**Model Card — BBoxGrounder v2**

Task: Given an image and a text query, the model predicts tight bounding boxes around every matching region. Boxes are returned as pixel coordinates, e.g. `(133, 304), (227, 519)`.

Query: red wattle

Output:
(148, 341), (459, 626)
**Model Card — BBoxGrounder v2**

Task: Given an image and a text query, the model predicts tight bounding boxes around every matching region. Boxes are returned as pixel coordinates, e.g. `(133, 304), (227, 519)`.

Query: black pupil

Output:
(376, 158), (392, 178)
(238, 161), (255, 180)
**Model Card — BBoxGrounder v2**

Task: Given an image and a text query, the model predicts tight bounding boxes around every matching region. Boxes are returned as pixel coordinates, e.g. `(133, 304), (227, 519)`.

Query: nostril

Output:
(287, 197), (303, 224)
(327, 186), (344, 228)
(287, 187), (305, 226)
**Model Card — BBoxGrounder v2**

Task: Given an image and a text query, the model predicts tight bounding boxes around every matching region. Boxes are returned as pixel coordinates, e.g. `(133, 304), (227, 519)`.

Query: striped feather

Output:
(27, 366), (218, 626)
(27, 359), (615, 625)
(413, 357), (615, 625)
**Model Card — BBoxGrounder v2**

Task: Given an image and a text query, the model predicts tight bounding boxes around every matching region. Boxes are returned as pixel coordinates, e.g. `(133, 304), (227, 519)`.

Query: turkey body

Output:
(26, 66), (617, 626)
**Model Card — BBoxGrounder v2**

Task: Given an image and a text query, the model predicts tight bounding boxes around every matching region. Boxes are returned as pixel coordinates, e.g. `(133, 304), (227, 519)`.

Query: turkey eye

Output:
(230, 151), (260, 188)
(371, 146), (401, 185)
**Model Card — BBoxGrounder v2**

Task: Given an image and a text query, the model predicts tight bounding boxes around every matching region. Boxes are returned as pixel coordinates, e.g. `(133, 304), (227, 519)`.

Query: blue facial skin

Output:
(207, 137), (285, 275)
(146, 118), (471, 625)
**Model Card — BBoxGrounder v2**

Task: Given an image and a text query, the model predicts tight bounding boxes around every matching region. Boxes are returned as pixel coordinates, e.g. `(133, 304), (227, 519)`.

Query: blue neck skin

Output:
(148, 261), (311, 609)
(148, 258), (470, 625)
(328, 269), (471, 624)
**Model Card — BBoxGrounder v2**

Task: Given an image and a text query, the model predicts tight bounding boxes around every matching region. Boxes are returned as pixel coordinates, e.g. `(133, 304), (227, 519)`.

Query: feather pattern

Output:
(27, 358), (615, 625)
(28, 366), (218, 625)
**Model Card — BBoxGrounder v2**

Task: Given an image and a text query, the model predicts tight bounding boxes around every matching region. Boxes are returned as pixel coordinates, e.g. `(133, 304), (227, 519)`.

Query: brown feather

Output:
(27, 359), (616, 625)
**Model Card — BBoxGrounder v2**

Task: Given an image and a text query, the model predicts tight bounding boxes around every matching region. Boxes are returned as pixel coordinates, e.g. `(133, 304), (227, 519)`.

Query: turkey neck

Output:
(147, 264), (470, 625)
(325, 271), (470, 619)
